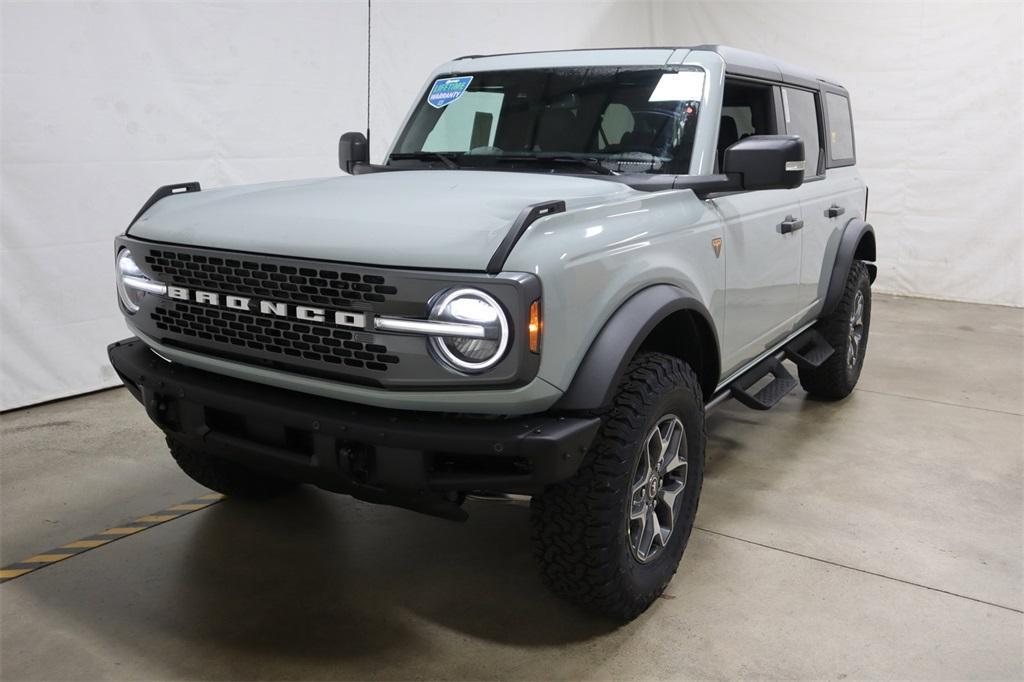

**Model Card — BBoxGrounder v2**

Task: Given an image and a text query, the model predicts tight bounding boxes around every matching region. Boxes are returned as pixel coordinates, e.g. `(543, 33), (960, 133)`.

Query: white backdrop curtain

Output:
(2, 0), (1021, 410)
(1, 1), (369, 410)
(648, 1), (1024, 309)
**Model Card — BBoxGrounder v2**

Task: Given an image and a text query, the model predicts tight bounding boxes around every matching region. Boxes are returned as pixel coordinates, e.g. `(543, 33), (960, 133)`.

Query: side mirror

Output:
(338, 131), (369, 174)
(722, 135), (805, 191)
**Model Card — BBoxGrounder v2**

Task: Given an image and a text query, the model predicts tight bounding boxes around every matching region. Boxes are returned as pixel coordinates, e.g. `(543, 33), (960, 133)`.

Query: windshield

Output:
(391, 66), (705, 175)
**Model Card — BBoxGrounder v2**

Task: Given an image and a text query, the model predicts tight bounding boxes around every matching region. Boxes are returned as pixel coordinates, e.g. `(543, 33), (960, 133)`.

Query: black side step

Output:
(784, 329), (834, 370)
(728, 356), (798, 411)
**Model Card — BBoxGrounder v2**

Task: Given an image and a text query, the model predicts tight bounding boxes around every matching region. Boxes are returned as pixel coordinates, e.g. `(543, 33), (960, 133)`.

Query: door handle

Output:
(780, 215), (804, 234)
(826, 204), (846, 218)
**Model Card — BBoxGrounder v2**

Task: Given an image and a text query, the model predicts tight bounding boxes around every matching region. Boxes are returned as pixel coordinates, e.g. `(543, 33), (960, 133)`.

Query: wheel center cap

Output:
(648, 476), (660, 499)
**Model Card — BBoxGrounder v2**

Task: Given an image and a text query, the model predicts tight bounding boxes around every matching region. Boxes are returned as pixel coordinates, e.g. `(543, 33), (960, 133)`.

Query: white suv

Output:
(110, 45), (875, 620)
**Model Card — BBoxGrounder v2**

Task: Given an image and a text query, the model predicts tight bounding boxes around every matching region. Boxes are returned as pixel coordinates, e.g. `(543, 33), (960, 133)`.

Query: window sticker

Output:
(648, 71), (705, 102)
(781, 88), (791, 123)
(427, 76), (474, 108)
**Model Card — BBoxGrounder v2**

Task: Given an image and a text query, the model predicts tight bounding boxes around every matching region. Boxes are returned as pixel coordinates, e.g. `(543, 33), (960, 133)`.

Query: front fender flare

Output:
(554, 284), (719, 412)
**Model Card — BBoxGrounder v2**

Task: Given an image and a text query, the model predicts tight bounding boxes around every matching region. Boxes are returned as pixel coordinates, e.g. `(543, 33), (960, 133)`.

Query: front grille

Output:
(152, 302), (399, 372)
(144, 249), (398, 310)
(122, 237), (539, 389)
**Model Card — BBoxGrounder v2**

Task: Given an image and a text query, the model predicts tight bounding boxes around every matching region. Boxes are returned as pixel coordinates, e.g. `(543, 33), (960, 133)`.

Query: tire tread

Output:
(531, 352), (705, 621)
(799, 260), (871, 400)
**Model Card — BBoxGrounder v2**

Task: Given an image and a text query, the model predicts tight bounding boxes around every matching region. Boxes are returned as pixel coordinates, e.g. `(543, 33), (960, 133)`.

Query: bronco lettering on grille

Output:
(166, 285), (366, 329)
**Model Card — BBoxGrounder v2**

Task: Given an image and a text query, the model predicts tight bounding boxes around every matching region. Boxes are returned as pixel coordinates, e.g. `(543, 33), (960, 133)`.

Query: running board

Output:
(728, 357), (797, 410)
(783, 329), (834, 370)
(712, 326), (834, 412)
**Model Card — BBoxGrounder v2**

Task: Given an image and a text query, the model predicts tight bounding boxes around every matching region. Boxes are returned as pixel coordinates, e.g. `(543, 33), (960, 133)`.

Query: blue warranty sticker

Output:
(427, 76), (473, 108)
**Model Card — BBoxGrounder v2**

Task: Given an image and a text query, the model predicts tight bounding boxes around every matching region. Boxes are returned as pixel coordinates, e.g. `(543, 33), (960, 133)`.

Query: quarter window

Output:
(782, 88), (822, 176)
(825, 92), (855, 164)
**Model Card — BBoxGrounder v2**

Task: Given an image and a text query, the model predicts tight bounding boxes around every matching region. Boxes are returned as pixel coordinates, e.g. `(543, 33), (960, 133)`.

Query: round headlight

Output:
(428, 288), (509, 373)
(116, 248), (165, 313)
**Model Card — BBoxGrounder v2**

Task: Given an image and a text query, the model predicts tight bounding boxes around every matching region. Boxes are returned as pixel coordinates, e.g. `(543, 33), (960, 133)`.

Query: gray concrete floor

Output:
(1, 294), (1022, 680)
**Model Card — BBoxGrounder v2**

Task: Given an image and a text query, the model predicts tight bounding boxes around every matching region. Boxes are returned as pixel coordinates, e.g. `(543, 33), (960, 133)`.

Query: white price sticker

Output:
(648, 71), (705, 102)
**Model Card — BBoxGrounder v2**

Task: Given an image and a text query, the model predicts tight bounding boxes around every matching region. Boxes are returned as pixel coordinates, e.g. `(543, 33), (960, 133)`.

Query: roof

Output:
(447, 45), (844, 92)
(693, 45), (843, 91)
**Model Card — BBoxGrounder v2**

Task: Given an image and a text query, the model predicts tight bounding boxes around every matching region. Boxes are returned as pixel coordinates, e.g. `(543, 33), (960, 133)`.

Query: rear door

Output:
(786, 86), (864, 319)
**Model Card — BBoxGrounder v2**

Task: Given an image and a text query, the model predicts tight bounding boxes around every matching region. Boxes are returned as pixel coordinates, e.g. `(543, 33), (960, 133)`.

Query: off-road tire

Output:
(167, 437), (297, 499)
(530, 352), (706, 621)
(799, 260), (872, 400)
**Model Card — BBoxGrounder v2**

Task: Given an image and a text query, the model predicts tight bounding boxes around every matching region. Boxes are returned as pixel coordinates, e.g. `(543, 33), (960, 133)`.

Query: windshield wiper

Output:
(487, 155), (615, 176)
(549, 156), (616, 175)
(389, 152), (460, 169)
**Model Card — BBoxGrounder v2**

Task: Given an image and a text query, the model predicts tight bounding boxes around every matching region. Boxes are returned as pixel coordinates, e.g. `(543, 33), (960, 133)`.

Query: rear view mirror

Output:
(722, 135), (805, 191)
(338, 131), (369, 174)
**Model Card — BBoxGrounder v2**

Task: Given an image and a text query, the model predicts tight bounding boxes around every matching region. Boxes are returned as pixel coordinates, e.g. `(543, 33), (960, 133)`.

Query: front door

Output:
(713, 190), (803, 376)
(713, 80), (803, 377)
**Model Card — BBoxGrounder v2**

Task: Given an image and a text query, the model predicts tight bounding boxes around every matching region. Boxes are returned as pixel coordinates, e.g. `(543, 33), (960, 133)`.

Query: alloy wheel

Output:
(627, 414), (688, 563)
(847, 289), (865, 368)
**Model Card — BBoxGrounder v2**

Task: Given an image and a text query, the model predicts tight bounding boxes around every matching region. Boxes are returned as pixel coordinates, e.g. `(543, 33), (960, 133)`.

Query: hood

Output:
(129, 170), (636, 271)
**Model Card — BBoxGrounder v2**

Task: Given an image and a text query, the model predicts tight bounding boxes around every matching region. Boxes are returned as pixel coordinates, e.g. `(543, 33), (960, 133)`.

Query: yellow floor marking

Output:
(0, 568), (34, 580)
(166, 503), (210, 511)
(135, 514), (179, 523)
(22, 554), (74, 563)
(2, 492), (225, 584)
(99, 527), (145, 536)
(62, 539), (110, 549)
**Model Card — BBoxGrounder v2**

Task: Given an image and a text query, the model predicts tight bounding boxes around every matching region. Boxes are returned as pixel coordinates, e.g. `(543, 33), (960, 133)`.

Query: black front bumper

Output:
(108, 338), (600, 519)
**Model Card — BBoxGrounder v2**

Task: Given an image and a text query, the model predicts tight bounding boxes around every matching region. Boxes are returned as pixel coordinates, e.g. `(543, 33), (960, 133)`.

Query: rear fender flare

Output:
(822, 218), (876, 316)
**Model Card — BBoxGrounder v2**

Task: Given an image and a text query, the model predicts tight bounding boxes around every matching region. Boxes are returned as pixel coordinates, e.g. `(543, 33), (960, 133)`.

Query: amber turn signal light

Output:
(528, 299), (542, 353)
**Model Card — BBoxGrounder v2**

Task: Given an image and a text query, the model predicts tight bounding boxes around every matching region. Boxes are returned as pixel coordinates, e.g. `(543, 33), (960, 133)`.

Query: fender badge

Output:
(711, 237), (723, 258)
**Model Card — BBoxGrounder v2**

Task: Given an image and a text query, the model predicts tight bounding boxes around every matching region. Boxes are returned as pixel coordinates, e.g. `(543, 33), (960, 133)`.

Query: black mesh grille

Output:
(144, 249), (398, 309)
(152, 302), (399, 372)
(121, 237), (539, 389)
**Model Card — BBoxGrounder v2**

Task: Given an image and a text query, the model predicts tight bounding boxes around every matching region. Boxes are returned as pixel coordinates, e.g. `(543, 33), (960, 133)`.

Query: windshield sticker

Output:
(648, 71), (705, 103)
(428, 76), (473, 108)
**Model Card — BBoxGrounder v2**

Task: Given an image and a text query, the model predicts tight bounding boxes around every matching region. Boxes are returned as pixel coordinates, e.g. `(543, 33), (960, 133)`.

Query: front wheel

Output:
(530, 352), (706, 621)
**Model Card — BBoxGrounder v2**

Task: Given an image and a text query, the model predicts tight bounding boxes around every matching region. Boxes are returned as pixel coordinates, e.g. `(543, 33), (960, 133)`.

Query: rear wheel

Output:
(530, 352), (706, 621)
(167, 437), (298, 499)
(799, 260), (872, 399)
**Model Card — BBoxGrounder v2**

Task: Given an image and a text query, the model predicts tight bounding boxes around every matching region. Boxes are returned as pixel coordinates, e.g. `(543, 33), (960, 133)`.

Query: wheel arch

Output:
(822, 218), (876, 316)
(554, 284), (720, 411)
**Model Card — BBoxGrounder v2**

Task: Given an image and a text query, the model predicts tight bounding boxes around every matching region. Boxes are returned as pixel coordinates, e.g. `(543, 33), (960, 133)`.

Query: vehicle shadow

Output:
(153, 394), (845, 672)
(160, 488), (617, 661)
(704, 395), (843, 472)
(9, 396), (844, 678)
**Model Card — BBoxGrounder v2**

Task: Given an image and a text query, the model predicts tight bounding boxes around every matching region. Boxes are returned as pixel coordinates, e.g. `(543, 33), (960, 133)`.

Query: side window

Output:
(718, 80), (778, 170)
(721, 106), (756, 137)
(423, 91), (504, 152)
(825, 92), (855, 165)
(782, 88), (822, 176)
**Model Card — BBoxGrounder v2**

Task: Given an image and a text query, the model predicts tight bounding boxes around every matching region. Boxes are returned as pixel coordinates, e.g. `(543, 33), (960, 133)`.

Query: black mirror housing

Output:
(338, 132), (369, 174)
(722, 134), (805, 191)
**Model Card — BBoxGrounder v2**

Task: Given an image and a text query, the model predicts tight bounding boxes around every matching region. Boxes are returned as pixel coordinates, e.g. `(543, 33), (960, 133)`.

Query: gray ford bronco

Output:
(109, 45), (875, 620)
